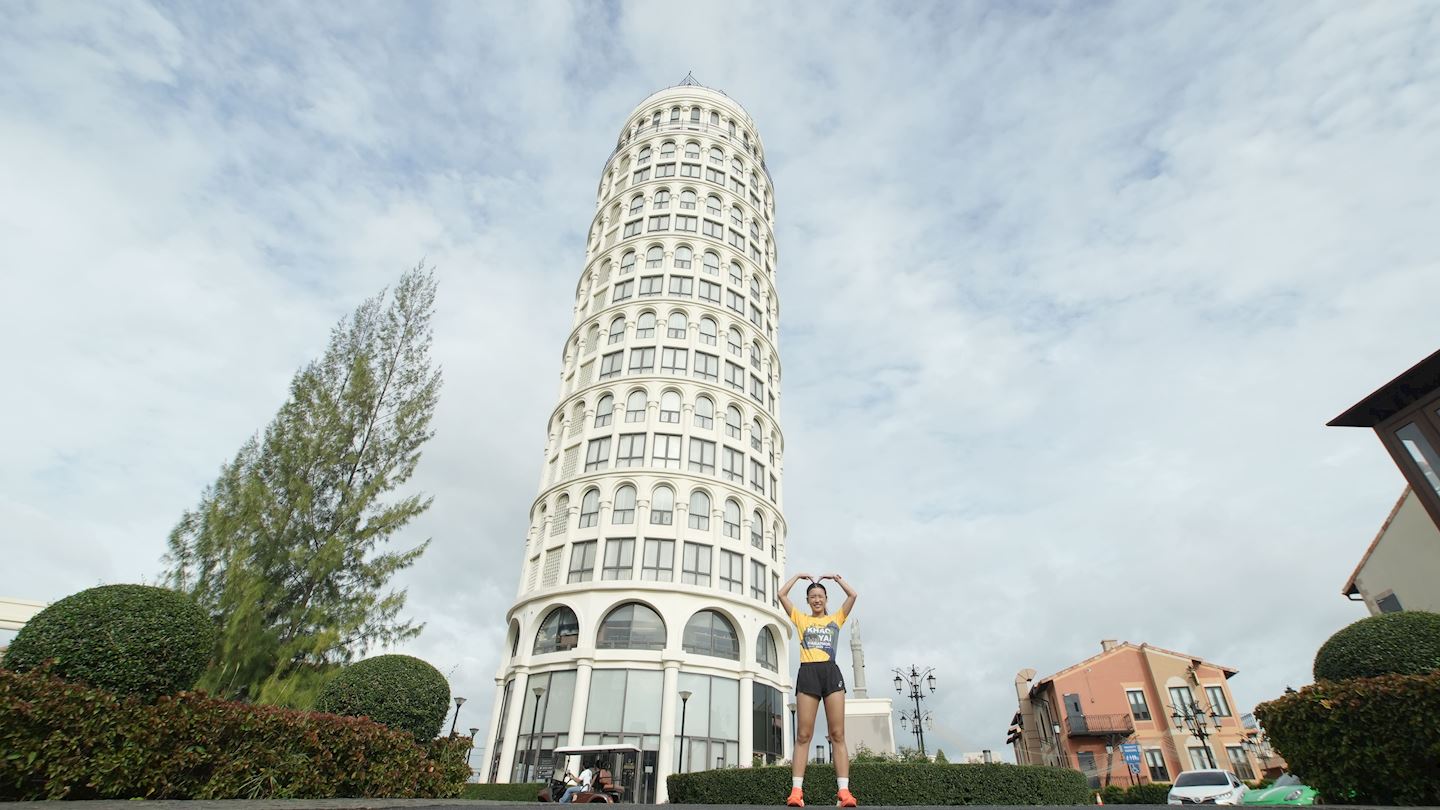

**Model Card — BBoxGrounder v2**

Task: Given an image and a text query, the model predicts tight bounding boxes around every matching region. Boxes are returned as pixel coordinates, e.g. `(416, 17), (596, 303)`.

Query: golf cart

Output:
(537, 744), (643, 803)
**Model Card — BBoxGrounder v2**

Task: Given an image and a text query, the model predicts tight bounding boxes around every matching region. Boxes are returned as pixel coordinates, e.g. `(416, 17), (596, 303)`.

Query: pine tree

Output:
(165, 264), (442, 706)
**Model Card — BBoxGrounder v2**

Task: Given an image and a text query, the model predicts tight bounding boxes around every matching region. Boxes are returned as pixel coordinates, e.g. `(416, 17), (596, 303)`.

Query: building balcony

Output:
(1066, 713), (1135, 737)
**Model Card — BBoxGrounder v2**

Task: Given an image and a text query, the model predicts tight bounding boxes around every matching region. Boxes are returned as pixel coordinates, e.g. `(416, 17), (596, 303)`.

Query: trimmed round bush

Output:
(1313, 610), (1440, 682)
(314, 654), (450, 739)
(2, 584), (214, 698)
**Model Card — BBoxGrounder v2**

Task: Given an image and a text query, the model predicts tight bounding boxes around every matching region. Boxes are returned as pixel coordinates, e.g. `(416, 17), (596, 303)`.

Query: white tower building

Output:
(480, 79), (789, 803)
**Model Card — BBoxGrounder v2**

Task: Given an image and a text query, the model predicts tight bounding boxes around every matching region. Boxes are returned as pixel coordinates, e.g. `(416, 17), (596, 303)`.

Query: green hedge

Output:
(1312, 610), (1440, 682)
(1255, 671), (1440, 805)
(3, 584), (214, 698)
(0, 667), (468, 800)
(668, 763), (1090, 805)
(461, 782), (544, 800)
(1115, 783), (1170, 804)
(315, 654), (450, 739)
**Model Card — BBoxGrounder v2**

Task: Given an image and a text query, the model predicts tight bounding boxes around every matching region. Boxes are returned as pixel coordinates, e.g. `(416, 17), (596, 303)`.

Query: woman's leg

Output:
(823, 690), (849, 780)
(792, 692), (821, 779)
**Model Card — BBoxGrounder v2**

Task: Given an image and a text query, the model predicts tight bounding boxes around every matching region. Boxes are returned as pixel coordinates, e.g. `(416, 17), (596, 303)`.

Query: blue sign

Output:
(1120, 743), (1142, 765)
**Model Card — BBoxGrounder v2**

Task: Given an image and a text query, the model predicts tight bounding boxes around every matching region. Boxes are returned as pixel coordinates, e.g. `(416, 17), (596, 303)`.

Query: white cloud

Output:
(4, 0), (1438, 761)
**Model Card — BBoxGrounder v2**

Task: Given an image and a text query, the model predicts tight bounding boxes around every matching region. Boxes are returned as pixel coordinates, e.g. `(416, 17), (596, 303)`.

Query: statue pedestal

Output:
(842, 697), (897, 756)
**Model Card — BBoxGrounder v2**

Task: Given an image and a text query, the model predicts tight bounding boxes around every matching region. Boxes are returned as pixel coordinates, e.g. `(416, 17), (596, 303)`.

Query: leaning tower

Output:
(479, 79), (790, 803)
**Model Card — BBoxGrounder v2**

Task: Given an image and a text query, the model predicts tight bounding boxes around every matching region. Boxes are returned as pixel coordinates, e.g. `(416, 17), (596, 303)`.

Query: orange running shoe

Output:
(786, 787), (805, 806)
(836, 788), (858, 807)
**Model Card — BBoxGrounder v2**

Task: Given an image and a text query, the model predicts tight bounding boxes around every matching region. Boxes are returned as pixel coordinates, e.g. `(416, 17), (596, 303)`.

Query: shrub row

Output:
(461, 782), (544, 801)
(1312, 610), (1440, 682)
(1255, 670), (1440, 806)
(667, 763), (1090, 805)
(0, 667), (468, 800)
(1096, 782), (1171, 804)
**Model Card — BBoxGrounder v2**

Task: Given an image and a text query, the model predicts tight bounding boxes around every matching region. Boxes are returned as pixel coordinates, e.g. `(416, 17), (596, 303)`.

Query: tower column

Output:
(497, 668), (530, 783)
(656, 659), (682, 803)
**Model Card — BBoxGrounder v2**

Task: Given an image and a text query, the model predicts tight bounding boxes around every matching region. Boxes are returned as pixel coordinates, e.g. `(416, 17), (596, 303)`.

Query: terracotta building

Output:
(1010, 641), (1262, 786)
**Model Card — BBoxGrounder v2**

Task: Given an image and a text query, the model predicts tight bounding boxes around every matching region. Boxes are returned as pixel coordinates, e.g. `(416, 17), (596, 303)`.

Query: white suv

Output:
(1168, 769), (1249, 805)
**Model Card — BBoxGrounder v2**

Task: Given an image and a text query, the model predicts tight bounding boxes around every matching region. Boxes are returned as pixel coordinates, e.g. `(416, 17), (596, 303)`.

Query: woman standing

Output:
(779, 572), (858, 807)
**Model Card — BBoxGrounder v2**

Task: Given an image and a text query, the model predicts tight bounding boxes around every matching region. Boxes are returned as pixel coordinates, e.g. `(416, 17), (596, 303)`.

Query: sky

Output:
(4, 0), (1440, 762)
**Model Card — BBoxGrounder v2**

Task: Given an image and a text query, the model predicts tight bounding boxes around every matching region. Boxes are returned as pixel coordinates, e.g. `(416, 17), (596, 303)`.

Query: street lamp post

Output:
(787, 699), (797, 757)
(449, 696), (467, 736)
(893, 665), (937, 757)
(679, 690), (693, 774)
(528, 686), (547, 782)
(1169, 701), (1219, 769)
(467, 727), (481, 768)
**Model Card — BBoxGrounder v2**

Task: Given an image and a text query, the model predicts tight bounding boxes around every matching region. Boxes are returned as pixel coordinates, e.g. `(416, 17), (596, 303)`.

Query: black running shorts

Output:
(796, 661), (846, 698)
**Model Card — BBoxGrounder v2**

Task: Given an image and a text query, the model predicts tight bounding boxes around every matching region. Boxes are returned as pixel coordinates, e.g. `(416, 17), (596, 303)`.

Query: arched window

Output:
(651, 110), (661, 127)
(533, 606), (580, 654)
(653, 189), (670, 209)
(585, 324), (600, 354)
(598, 602), (666, 650)
(626, 390), (647, 422)
(660, 141), (676, 159)
(680, 190), (697, 210)
(660, 390), (681, 423)
(730, 205), (743, 229)
(637, 145), (651, 165)
(756, 626), (779, 671)
(702, 251), (720, 276)
(694, 395), (715, 429)
(683, 610), (739, 659)
(690, 108), (701, 123)
(751, 275), (762, 298)
(750, 341), (762, 369)
(510, 621), (521, 657)
(751, 418), (763, 450)
(710, 111), (720, 126)
(629, 194), (644, 215)
(709, 146), (724, 165)
(636, 311), (656, 339)
(729, 262), (743, 286)
(750, 171), (759, 189)
(580, 488), (600, 528)
(731, 156), (743, 174)
(725, 405), (742, 439)
(669, 107), (681, 123)
(727, 328), (742, 356)
(699, 317), (718, 346)
(684, 142), (700, 160)
(673, 246), (692, 269)
(751, 509), (764, 548)
(620, 251), (636, 275)
(667, 312), (688, 339)
(613, 485), (636, 524)
(593, 394), (613, 429)
(553, 494), (570, 535)
(723, 499), (741, 539)
(706, 195), (722, 217)
(645, 246), (664, 268)
(608, 315), (626, 344)
(598, 259), (612, 285)
(689, 490), (711, 529)
(651, 485), (675, 525)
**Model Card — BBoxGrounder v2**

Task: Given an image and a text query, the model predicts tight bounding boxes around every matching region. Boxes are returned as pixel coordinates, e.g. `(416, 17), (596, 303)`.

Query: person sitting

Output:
(558, 762), (595, 804)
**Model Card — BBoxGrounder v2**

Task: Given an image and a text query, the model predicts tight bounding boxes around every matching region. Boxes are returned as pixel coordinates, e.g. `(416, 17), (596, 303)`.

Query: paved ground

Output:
(20, 804), (1436, 810)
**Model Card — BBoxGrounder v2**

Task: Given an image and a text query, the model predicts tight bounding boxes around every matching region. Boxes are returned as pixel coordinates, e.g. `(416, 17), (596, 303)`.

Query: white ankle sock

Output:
(793, 778), (804, 789)
(838, 778), (849, 790)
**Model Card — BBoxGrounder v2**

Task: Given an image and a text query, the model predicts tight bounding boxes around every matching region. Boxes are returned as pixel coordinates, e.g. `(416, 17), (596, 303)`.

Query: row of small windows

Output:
(555, 537), (778, 599)
(572, 391), (779, 449)
(585, 246), (775, 314)
(616, 155), (769, 222)
(619, 104), (765, 174)
(617, 190), (768, 246)
(570, 313), (778, 387)
(541, 484), (780, 551)
(586, 345), (775, 413)
(604, 203), (772, 271)
(531, 603), (780, 670)
(548, 430), (780, 503)
(588, 275), (775, 350)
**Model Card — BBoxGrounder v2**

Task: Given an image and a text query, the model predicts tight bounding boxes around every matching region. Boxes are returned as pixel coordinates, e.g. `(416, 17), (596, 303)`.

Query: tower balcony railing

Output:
(1065, 713), (1135, 737)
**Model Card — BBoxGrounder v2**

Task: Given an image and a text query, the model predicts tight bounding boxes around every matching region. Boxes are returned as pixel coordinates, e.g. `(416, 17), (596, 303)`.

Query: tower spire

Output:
(679, 71), (700, 86)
